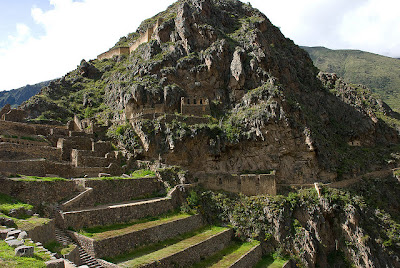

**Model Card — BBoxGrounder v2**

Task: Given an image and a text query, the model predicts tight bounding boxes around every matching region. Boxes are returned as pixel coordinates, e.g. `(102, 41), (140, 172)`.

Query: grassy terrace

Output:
(118, 226), (228, 267)
(107, 226), (228, 265)
(0, 193), (51, 230)
(9, 175), (67, 182)
(192, 240), (260, 268)
(0, 240), (51, 268)
(78, 212), (193, 240)
(254, 254), (289, 268)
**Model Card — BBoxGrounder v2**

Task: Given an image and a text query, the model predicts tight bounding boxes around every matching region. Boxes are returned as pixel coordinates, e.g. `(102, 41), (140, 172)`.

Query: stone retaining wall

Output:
(0, 142), (62, 161)
(0, 120), (67, 137)
(27, 219), (56, 245)
(62, 186), (183, 230)
(200, 173), (277, 196)
(142, 229), (233, 268)
(62, 177), (165, 211)
(0, 159), (122, 178)
(0, 177), (79, 207)
(230, 243), (262, 268)
(72, 214), (204, 258)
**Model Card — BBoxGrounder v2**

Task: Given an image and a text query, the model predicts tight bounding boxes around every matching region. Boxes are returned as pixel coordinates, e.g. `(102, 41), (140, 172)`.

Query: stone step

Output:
(62, 186), (181, 230)
(117, 227), (233, 267)
(71, 214), (205, 259)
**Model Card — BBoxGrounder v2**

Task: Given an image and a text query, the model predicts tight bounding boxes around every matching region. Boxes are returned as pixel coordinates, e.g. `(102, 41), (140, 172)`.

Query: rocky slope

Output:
(195, 174), (400, 268)
(0, 80), (51, 108)
(20, 0), (399, 183)
(13, 0), (400, 266)
(303, 46), (400, 113)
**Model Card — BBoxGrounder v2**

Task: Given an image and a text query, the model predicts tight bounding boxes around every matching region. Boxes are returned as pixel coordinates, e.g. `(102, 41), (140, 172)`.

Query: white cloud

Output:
(251, 0), (400, 57)
(0, 0), (174, 91)
(0, 0), (399, 91)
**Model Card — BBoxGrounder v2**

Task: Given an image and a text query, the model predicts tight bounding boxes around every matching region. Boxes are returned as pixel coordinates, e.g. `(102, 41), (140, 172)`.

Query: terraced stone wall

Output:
(199, 173), (277, 196)
(64, 177), (165, 210)
(70, 215), (204, 258)
(0, 177), (78, 207)
(27, 219), (56, 245)
(0, 142), (62, 161)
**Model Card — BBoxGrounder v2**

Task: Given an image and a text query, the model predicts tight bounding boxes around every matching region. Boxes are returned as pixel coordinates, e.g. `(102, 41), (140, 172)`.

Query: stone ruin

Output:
(0, 111), (134, 178)
(97, 18), (163, 61)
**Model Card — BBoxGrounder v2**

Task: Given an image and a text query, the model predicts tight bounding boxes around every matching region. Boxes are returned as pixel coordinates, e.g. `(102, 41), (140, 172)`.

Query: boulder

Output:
(0, 217), (16, 228)
(0, 228), (15, 239)
(15, 245), (34, 257)
(45, 259), (65, 268)
(17, 231), (28, 240)
(7, 229), (21, 238)
(6, 239), (24, 248)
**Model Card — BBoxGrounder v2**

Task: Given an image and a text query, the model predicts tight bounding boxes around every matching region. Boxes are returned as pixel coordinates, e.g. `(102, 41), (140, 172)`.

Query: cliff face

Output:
(20, 0), (398, 181)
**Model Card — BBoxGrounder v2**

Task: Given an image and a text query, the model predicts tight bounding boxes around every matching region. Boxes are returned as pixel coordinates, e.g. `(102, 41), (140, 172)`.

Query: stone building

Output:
(97, 18), (163, 60)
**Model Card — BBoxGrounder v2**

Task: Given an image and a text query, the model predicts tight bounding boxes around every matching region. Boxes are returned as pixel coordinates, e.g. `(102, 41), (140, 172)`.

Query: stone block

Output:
(6, 239), (24, 248)
(18, 231), (28, 240)
(7, 229), (21, 238)
(45, 259), (65, 268)
(15, 245), (34, 257)
(0, 228), (15, 239)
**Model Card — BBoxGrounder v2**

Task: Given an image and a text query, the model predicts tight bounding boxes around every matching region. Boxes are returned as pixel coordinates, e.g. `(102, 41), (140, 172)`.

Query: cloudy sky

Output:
(0, 0), (399, 91)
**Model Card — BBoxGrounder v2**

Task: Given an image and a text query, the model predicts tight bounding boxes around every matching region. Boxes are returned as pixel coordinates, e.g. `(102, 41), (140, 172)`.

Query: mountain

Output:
(0, 80), (52, 108)
(303, 46), (400, 112)
(17, 1), (400, 266)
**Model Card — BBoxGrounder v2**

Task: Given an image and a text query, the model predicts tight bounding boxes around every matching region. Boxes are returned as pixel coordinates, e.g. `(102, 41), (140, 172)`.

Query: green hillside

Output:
(303, 46), (400, 112)
(0, 80), (52, 108)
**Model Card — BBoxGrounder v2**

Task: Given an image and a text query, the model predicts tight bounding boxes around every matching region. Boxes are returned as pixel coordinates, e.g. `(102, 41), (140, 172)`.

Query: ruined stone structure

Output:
(181, 95), (211, 117)
(199, 173), (277, 196)
(97, 18), (163, 60)
(0, 118), (130, 178)
(125, 94), (211, 125)
(0, 104), (27, 122)
(97, 47), (130, 61)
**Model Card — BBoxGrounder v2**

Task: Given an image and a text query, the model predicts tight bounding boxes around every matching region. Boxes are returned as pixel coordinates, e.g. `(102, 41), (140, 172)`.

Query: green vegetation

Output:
(13, 176), (67, 182)
(254, 254), (289, 268)
(79, 212), (193, 240)
(191, 240), (260, 268)
(44, 241), (76, 256)
(303, 46), (400, 112)
(106, 123), (142, 151)
(0, 240), (51, 267)
(0, 193), (33, 215)
(115, 226), (229, 266)
(131, 169), (156, 178)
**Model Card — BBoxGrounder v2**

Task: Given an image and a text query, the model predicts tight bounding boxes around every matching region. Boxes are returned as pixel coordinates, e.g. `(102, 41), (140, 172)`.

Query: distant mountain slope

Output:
(303, 46), (400, 112)
(0, 80), (52, 108)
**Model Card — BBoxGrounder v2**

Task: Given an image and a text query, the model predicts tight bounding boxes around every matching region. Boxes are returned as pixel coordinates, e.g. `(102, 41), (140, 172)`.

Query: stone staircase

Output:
(53, 181), (264, 268)
(54, 227), (102, 268)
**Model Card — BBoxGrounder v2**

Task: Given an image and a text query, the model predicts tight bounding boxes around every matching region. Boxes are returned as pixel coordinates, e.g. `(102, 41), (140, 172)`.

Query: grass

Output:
(0, 193), (33, 215)
(14, 216), (51, 231)
(89, 169), (156, 181)
(44, 241), (76, 256)
(0, 240), (51, 267)
(118, 226), (228, 267)
(107, 226), (227, 265)
(78, 211), (193, 240)
(131, 169), (156, 178)
(191, 240), (260, 268)
(12, 176), (67, 182)
(254, 254), (289, 268)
